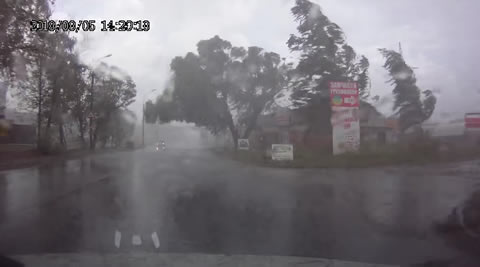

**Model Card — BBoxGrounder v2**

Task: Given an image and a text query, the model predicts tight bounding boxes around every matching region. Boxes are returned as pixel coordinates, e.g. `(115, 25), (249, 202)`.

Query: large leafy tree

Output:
(92, 63), (137, 148)
(0, 0), (52, 76)
(64, 60), (89, 144)
(145, 87), (177, 124)
(96, 109), (136, 148)
(14, 34), (136, 151)
(15, 32), (77, 148)
(14, 51), (48, 143)
(170, 51), (227, 135)
(42, 33), (77, 147)
(287, 0), (370, 139)
(1, 0), (52, 131)
(3, 0), (137, 151)
(379, 49), (436, 132)
(147, 36), (288, 149)
(229, 46), (289, 138)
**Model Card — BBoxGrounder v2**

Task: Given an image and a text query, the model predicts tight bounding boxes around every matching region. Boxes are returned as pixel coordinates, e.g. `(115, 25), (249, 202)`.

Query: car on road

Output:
(156, 141), (166, 151)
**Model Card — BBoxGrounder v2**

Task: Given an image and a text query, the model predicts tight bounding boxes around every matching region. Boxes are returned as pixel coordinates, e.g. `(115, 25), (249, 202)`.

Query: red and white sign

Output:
(465, 113), (480, 129)
(331, 107), (360, 155)
(329, 82), (359, 108)
(330, 81), (360, 155)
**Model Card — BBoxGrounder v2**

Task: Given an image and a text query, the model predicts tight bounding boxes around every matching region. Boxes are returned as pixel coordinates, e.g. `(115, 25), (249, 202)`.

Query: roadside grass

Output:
(0, 146), (131, 171)
(213, 145), (480, 168)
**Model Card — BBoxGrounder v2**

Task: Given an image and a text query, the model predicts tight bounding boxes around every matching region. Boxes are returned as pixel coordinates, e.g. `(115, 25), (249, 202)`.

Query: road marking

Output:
(114, 230), (121, 248)
(151, 232), (160, 249)
(132, 234), (142, 246)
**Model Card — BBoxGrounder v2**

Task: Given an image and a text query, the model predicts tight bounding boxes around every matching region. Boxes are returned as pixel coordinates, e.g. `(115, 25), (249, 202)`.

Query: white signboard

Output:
(272, 144), (294, 161)
(238, 139), (250, 150)
(331, 107), (360, 155)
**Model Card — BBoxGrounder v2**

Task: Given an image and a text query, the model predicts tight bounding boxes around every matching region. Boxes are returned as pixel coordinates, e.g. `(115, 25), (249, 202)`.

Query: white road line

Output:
(151, 232), (160, 249)
(132, 234), (142, 246)
(114, 230), (121, 248)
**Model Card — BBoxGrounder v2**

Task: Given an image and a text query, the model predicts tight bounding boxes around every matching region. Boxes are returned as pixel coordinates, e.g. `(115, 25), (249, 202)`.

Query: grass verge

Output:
(213, 146), (480, 168)
(0, 147), (127, 171)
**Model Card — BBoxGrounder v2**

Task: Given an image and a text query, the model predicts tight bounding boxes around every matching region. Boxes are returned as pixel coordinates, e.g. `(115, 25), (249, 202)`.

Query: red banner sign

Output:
(465, 113), (480, 129)
(329, 82), (359, 108)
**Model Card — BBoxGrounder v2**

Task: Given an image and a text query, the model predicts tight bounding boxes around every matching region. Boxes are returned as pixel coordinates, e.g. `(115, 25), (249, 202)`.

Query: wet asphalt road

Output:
(1, 147), (480, 265)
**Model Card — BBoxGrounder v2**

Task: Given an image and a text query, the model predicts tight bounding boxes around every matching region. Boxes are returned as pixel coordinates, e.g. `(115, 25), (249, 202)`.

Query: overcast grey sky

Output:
(51, 0), (480, 121)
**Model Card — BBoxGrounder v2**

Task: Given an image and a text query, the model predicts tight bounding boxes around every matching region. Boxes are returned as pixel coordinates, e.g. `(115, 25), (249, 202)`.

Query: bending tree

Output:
(287, 0), (370, 140)
(16, 32), (78, 149)
(1, 0), (52, 139)
(92, 63), (137, 148)
(379, 49), (436, 132)
(147, 36), (288, 149)
(3, 1), (137, 152)
(230, 46), (289, 139)
(0, 0), (51, 75)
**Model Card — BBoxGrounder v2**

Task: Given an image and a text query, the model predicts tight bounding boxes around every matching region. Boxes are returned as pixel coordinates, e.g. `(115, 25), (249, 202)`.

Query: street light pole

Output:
(88, 54), (112, 151)
(142, 89), (157, 148)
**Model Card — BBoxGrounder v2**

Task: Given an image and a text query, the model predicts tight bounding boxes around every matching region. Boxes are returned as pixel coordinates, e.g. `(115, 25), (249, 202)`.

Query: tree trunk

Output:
(302, 124), (313, 146)
(229, 124), (238, 151)
(46, 77), (59, 140)
(242, 108), (262, 139)
(92, 126), (98, 150)
(225, 107), (238, 151)
(36, 58), (43, 148)
(45, 114), (52, 135)
(219, 91), (238, 150)
(78, 117), (85, 145)
(45, 105), (53, 139)
(58, 121), (66, 148)
(89, 73), (95, 150)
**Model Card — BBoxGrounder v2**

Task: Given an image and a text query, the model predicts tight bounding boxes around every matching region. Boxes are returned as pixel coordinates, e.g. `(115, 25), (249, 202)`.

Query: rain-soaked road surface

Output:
(1, 147), (480, 266)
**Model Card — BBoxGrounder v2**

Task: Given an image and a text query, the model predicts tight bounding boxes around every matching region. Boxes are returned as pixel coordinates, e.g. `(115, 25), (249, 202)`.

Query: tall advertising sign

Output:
(330, 82), (360, 155)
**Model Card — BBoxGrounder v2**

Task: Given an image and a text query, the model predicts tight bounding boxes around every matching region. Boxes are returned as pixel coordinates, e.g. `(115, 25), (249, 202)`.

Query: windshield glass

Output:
(1, 0), (480, 266)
